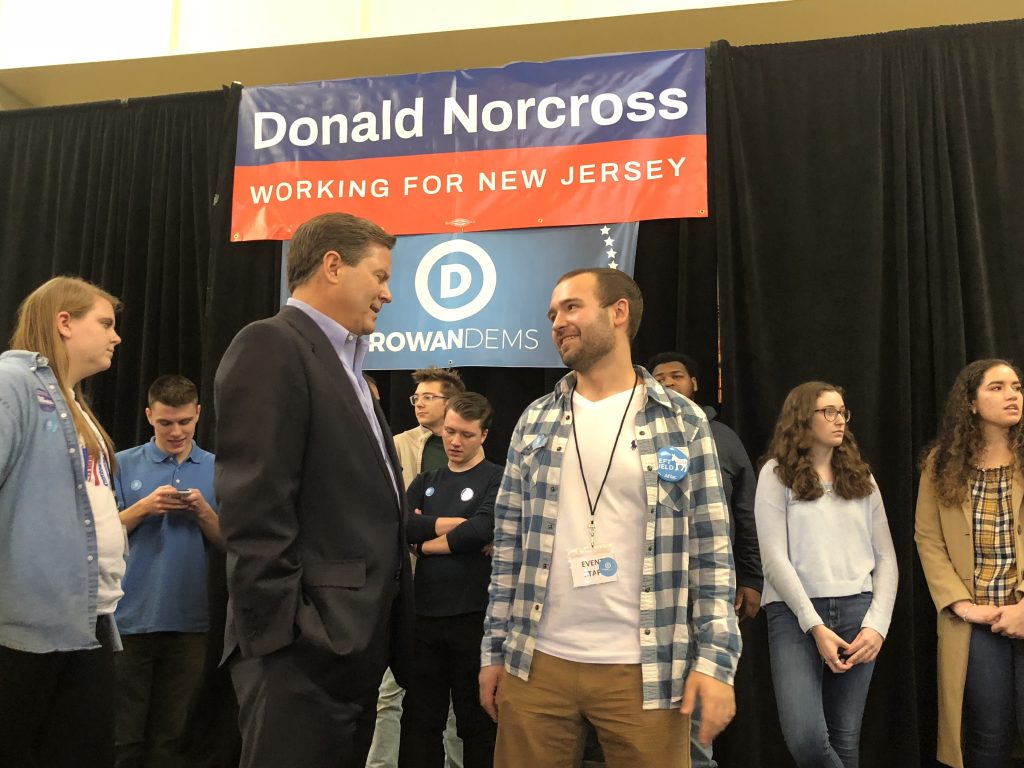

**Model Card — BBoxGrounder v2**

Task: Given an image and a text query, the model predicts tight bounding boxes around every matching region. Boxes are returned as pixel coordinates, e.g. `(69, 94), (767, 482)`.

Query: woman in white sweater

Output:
(755, 381), (897, 768)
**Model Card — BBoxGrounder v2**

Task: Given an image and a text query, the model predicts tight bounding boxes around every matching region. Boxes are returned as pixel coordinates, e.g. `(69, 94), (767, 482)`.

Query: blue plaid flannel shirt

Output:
(482, 366), (741, 709)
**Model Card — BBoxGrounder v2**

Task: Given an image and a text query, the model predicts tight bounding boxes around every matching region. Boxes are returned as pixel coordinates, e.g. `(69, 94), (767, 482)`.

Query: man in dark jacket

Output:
(649, 351), (762, 768)
(215, 212), (413, 768)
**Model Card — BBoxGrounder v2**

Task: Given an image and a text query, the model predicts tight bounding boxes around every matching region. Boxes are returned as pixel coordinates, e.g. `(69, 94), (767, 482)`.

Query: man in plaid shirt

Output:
(479, 268), (741, 767)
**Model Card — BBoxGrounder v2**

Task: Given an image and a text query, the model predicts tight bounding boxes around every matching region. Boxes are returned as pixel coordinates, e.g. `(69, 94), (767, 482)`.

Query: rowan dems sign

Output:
(233, 49), (706, 240)
(280, 223), (638, 368)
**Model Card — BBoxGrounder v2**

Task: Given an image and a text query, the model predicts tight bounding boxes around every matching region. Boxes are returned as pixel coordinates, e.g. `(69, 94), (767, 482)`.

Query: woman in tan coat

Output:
(916, 359), (1024, 768)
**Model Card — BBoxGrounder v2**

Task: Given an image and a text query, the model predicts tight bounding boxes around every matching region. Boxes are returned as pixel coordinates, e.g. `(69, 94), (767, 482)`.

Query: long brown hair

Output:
(923, 358), (1024, 506)
(10, 276), (120, 466)
(761, 381), (875, 501)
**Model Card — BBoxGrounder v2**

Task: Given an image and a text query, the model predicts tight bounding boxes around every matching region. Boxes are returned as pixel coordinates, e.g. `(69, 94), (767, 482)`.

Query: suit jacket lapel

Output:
(373, 397), (404, 511)
(282, 307), (399, 500)
(960, 496), (973, 532)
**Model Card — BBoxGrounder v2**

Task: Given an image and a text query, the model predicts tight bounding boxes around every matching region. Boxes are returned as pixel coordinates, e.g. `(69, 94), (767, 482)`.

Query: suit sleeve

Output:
(215, 321), (309, 658)
(446, 466), (500, 553)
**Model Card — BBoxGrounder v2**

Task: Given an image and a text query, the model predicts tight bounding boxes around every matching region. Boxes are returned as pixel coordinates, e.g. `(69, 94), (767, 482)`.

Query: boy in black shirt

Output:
(400, 393), (501, 768)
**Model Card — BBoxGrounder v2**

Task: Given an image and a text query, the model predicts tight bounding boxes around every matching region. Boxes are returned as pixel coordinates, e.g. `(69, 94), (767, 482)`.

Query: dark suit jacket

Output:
(214, 306), (413, 690)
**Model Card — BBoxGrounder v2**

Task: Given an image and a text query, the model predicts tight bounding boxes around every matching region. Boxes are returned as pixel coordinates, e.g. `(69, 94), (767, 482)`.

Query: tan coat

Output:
(914, 461), (1024, 768)
(393, 424), (433, 489)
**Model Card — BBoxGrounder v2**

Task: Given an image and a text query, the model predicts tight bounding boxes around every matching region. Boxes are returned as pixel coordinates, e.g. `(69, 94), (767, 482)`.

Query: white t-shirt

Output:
(71, 393), (126, 615)
(535, 384), (646, 663)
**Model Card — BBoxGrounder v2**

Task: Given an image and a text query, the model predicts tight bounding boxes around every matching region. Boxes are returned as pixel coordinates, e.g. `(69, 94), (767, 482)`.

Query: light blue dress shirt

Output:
(286, 298), (399, 496)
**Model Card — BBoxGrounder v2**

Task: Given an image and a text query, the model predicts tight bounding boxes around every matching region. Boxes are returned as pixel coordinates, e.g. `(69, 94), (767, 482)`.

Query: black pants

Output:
(179, 546), (241, 768)
(230, 641), (381, 768)
(398, 611), (496, 768)
(114, 632), (207, 768)
(0, 614), (116, 768)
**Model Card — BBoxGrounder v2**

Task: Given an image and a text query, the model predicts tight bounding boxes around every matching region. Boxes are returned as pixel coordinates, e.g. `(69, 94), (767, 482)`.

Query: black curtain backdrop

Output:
(2, 18), (1024, 768)
(0, 87), (279, 450)
(0, 87), (277, 767)
(711, 19), (1024, 768)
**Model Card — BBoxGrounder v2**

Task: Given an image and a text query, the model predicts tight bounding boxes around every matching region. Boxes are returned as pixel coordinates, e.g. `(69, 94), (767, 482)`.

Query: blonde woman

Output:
(0, 276), (125, 767)
(916, 359), (1024, 768)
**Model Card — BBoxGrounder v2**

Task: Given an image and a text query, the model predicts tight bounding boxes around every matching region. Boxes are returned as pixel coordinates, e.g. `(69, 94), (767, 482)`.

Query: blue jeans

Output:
(766, 594), (876, 768)
(963, 623), (1024, 768)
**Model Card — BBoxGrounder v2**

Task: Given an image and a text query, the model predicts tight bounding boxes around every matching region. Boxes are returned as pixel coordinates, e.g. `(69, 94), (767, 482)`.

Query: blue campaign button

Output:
(598, 557), (618, 577)
(425, 487), (435, 497)
(657, 446), (689, 481)
(130, 479), (143, 491)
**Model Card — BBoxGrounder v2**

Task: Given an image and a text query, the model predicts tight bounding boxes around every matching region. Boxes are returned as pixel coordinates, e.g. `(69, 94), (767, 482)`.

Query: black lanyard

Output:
(570, 371), (639, 547)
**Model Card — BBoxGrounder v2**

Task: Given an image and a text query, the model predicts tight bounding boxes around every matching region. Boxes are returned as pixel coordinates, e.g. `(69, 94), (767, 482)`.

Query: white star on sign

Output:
(606, 248), (617, 259)
(609, 260), (618, 269)
(600, 225), (611, 236)
(604, 237), (614, 246)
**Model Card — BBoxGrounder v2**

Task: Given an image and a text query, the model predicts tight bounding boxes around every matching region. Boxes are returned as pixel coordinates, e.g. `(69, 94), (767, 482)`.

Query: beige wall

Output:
(1, 0), (1021, 108)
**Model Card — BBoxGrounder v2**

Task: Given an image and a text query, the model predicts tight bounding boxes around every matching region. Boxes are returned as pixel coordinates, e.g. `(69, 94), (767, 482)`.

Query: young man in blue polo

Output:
(113, 374), (221, 768)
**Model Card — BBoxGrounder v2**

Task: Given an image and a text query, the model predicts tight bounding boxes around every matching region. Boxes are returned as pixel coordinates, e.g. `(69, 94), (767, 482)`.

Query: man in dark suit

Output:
(214, 212), (413, 768)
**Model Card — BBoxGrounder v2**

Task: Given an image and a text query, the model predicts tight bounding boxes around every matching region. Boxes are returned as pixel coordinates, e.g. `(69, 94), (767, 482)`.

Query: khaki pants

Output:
(494, 651), (690, 768)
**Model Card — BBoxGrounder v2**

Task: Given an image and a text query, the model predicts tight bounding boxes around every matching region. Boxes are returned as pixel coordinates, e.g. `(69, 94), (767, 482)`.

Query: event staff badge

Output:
(568, 544), (620, 588)
(657, 446), (689, 481)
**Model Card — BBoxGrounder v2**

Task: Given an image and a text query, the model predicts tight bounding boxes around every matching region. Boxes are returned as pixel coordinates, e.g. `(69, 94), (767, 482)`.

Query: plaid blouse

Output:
(482, 367), (741, 710)
(971, 465), (1018, 606)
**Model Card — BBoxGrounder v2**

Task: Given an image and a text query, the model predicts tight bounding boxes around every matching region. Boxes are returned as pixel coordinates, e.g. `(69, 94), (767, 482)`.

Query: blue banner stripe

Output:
(237, 50), (705, 166)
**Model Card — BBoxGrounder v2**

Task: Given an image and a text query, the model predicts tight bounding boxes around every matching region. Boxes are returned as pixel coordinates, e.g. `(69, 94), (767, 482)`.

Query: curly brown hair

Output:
(922, 359), (1024, 506)
(761, 381), (875, 501)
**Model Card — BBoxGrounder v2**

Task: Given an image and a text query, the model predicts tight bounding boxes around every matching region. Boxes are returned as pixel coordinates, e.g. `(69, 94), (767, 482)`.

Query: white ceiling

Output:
(0, 0), (1020, 109)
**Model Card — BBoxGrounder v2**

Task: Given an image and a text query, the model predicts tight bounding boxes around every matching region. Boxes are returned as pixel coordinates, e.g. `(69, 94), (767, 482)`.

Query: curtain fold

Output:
(0, 88), (280, 451)
(3, 18), (1024, 767)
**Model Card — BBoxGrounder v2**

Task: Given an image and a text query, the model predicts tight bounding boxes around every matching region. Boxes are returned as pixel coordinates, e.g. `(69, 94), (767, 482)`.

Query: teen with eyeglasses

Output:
(393, 368), (466, 488)
(755, 381), (897, 768)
